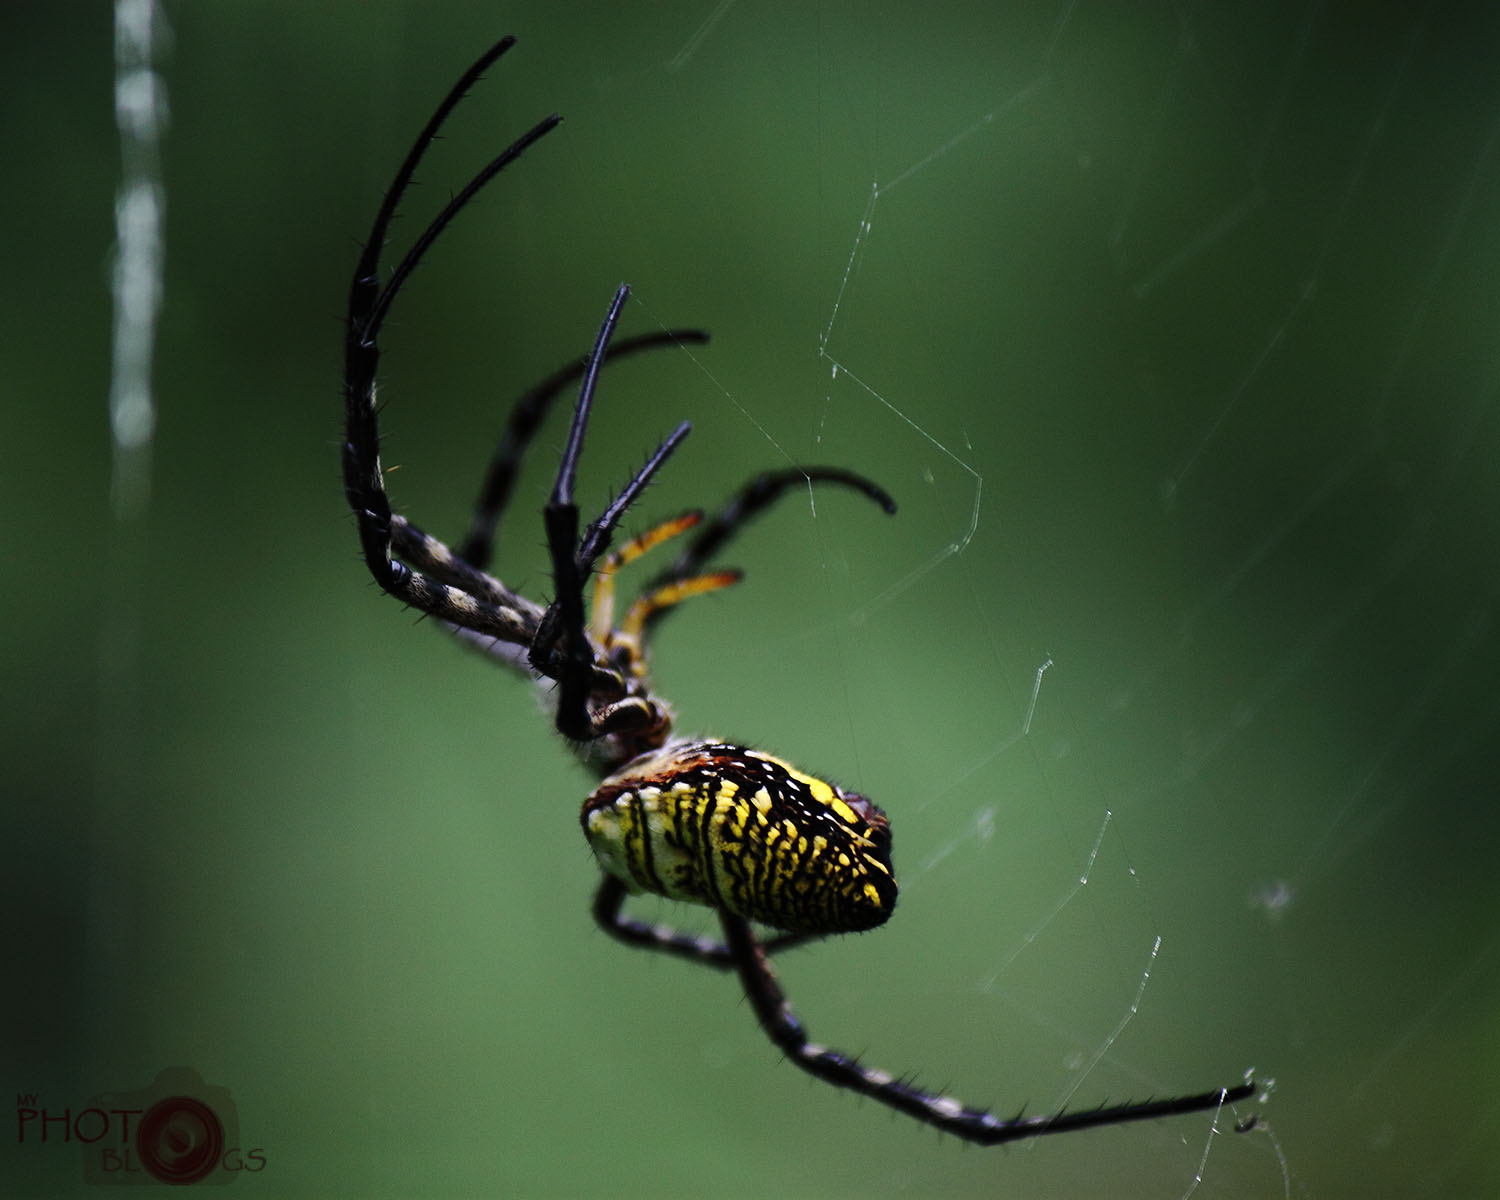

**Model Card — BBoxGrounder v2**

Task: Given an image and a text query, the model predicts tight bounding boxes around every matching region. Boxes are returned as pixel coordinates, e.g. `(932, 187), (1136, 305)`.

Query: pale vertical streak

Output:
(110, 0), (167, 519)
(90, 0), (169, 1054)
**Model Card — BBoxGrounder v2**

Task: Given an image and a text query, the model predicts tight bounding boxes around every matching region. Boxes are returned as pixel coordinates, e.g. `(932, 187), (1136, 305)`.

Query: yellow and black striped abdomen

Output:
(582, 739), (897, 934)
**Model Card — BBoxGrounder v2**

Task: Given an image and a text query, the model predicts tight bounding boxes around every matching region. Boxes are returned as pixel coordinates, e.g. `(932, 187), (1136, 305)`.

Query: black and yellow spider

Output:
(342, 36), (1255, 1145)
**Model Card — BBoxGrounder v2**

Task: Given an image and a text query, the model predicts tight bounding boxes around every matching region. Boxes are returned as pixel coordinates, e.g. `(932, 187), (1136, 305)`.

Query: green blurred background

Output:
(4, 2), (1498, 1196)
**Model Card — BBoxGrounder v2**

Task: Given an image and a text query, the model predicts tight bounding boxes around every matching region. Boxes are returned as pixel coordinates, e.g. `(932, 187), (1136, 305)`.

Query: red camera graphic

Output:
(16, 1067), (265, 1186)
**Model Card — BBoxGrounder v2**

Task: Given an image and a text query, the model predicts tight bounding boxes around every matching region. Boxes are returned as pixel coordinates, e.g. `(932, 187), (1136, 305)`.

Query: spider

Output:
(342, 36), (1256, 1146)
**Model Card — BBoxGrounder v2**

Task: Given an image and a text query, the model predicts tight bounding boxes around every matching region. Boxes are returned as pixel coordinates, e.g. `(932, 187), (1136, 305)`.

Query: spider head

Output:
(582, 739), (898, 935)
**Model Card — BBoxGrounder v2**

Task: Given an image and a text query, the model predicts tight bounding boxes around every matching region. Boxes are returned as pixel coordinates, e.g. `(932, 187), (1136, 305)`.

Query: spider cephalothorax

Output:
(341, 34), (1255, 1145)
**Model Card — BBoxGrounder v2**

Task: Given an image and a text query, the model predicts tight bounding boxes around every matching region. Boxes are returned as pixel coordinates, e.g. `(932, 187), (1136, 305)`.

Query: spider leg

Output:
(618, 572), (742, 643)
(536, 283), (692, 738)
(643, 468), (896, 635)
(343, 36), (560, 645)
(459, 329), (710, 572)
(591, 877), (821, 968)
(721, 911), (1255, 1145)
(589, 512), (739, 646)
(391, 514), (540, 618)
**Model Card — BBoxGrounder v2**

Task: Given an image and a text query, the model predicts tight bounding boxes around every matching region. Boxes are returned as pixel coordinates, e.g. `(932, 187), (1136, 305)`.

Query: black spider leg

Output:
(535, 284), (692, 740)
(591, 875), (819, 967)
(343, 35), (561, 643)
(389, 514), (529, 611)
(721, 911), (1256, 1145)
(459, 329), (711, 572)
(652, 467), (896, 590)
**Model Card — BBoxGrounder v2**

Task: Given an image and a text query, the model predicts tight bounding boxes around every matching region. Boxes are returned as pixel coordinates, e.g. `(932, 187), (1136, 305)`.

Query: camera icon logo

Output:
(132, 1094), (226, 1184)
(76, 1067), (260, 1186)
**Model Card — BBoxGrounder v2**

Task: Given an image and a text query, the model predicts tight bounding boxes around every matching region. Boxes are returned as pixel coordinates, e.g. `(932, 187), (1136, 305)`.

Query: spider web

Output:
(6, 2), (1497, 1198)
(543, 4), (1498, 1196)
(579, 10), (1273, 1192)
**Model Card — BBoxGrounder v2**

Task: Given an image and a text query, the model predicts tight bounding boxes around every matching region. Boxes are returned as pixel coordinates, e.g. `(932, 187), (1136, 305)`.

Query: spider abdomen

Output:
(582, 739), (897, 934)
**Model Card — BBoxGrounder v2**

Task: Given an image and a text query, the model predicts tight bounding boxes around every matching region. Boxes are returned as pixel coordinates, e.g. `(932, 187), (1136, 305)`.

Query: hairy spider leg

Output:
(589, 511), (739, 647)
(388, 515), (526, 610)
(620, 573), (742, 641)
(721, 912), (1256, 1145)
(591, 874), (822, 967)
(652, 466), (897, 591)
(343, 35), (560, 643)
